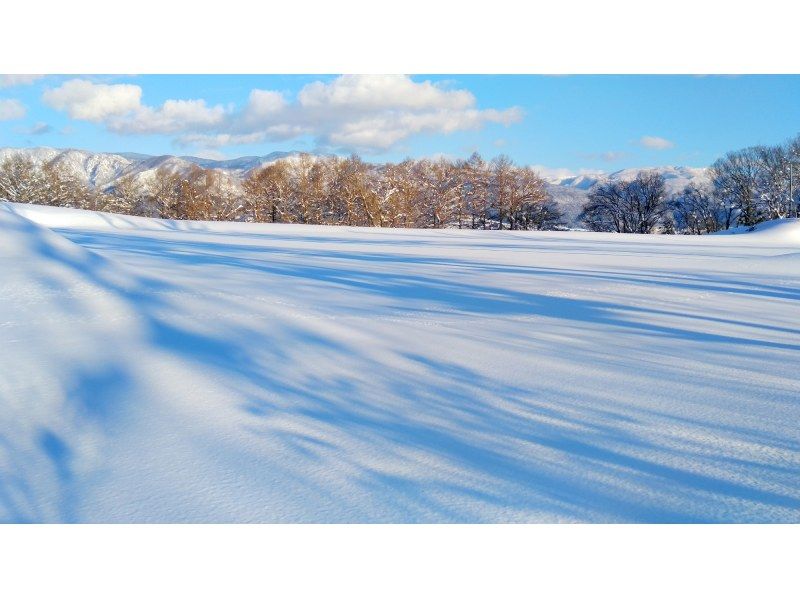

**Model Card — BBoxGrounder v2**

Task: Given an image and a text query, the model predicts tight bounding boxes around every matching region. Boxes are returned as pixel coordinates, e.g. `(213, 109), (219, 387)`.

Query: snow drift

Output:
(714, 217), (800, 244)
(1, 203), (799, 522)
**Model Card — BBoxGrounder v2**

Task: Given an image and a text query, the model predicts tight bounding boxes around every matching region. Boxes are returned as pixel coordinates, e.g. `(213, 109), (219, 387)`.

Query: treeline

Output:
(580, 134), (800, 234)
(0, 153), (564, 231)
(3, 134), (798, 234)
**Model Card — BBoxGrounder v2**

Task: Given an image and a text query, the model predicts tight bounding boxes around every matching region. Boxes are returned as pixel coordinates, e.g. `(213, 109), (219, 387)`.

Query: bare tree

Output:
(463, 152), (491, 229)
(243, 160), (291, 223)
(508, 166), (552, 230)
(580, 172), (667, 233)
(146, 167), (183, 219)
(376, 160), (420, 227)
(787, 135), (800, 218)
(710, 148), (762, 228)
(668, 183), (722, 234)
(754, 145), (794, 220)
(0, 155), (95, 208)
(287, 155), (323, 224)
(327, 155), (371, 226)
(108, 174), (146, 216)
(489, 155), (515, 229)
(626, 171), (668, 234)
(580, 178), (629, 232)
(0, 155), (46, 203)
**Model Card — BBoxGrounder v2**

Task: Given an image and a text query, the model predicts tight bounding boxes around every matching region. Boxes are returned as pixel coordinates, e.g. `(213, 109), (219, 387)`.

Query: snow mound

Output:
(715, 218), (800, 244)
(3, 202), (217, 233)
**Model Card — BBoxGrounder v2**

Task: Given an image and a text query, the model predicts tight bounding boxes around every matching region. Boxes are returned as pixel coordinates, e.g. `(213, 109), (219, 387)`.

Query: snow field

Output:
(1, 203), (799, 522)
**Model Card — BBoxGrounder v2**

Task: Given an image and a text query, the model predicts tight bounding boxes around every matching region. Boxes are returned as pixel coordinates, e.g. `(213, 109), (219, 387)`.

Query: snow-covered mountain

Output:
(545, 166), (710, 226)
(0, 147), (315, 192)
(180, 151), (308, 173)
(548, 166), (709, 193)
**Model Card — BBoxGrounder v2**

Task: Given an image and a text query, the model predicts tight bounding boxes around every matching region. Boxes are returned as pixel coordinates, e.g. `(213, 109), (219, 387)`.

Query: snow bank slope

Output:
(2, 203), (799, 522)
(715, 218), (800, 244)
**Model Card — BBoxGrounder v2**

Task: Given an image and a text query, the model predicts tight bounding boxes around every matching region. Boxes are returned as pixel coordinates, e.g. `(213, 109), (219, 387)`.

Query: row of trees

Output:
(240, 153), (563, 230)
(4, 133), (798, 234)
(0, 155), (99, 210)
(580, 134), (800, 234)
(0, 153), (565, 231)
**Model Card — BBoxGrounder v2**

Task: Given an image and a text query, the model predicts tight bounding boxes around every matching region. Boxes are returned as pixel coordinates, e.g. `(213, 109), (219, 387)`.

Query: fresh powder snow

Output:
(1, 202), (798, 522)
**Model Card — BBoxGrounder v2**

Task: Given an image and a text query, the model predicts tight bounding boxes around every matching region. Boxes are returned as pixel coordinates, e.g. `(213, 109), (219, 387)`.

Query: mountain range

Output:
(0, 146), (307, 188)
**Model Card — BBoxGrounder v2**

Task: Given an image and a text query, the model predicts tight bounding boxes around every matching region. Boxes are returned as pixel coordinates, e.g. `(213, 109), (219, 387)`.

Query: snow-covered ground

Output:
(1, 202), (799, 523)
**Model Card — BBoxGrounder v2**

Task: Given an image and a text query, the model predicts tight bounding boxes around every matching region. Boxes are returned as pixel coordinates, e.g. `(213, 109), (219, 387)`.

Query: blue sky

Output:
(2, 74), (799, 175)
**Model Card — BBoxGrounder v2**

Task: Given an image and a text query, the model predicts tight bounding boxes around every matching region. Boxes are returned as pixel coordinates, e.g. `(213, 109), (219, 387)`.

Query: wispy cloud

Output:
(0, 74), (44, 88)
(581, 150), (627, 162)
(0, 99), (26, 121)
(26, 121), (54, 135)
(17, 122), (55, 135)
(637, 135), (674, 150)
(42, 75), (524, 153)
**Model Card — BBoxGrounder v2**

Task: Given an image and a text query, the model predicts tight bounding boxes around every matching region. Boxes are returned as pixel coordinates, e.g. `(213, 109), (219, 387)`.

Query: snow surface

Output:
(1, 202), (799, 523)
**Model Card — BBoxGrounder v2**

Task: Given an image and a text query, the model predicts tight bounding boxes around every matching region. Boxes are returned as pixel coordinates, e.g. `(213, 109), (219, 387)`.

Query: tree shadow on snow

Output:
(3, 220), (799, 522)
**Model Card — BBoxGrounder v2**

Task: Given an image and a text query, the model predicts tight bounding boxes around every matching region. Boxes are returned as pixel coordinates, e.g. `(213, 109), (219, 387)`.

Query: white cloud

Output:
(0, 99), (26, 120)
(213, 76), (521, 152)
(43, 79), (227, 134)
(43, 75), (523, 153)
(241, 89), (288, 124)
(297, 74), (474, 111)
(107, 99), (227, 134)
(43, 79), (142, 121)
(0, 74), (44, 88)
(317, 108), (518, 150)
(177, 132), (272, 148)
(287, 75), (521, 151)
(638, 135), (674, 150)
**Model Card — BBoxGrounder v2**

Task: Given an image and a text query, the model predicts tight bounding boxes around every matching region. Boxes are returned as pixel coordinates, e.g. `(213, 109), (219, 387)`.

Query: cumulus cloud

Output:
(43, 79), (142, 121)
(637, 135), (674, 150)
(0, 99), (26, 120)
(240, 89), (288, 126)
(43, 79), (227, 134)
(0, 74), (44, 88)
(106, 99), (227, 134)
(45, 75), (523, 153)
(297, 74), (474, 111)
(287, 75), (522, 151)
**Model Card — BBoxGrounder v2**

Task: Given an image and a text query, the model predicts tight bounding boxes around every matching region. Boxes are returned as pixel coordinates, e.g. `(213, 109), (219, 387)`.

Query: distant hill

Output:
(0, 147), (318, 193)
(545, 166), (710, 227)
